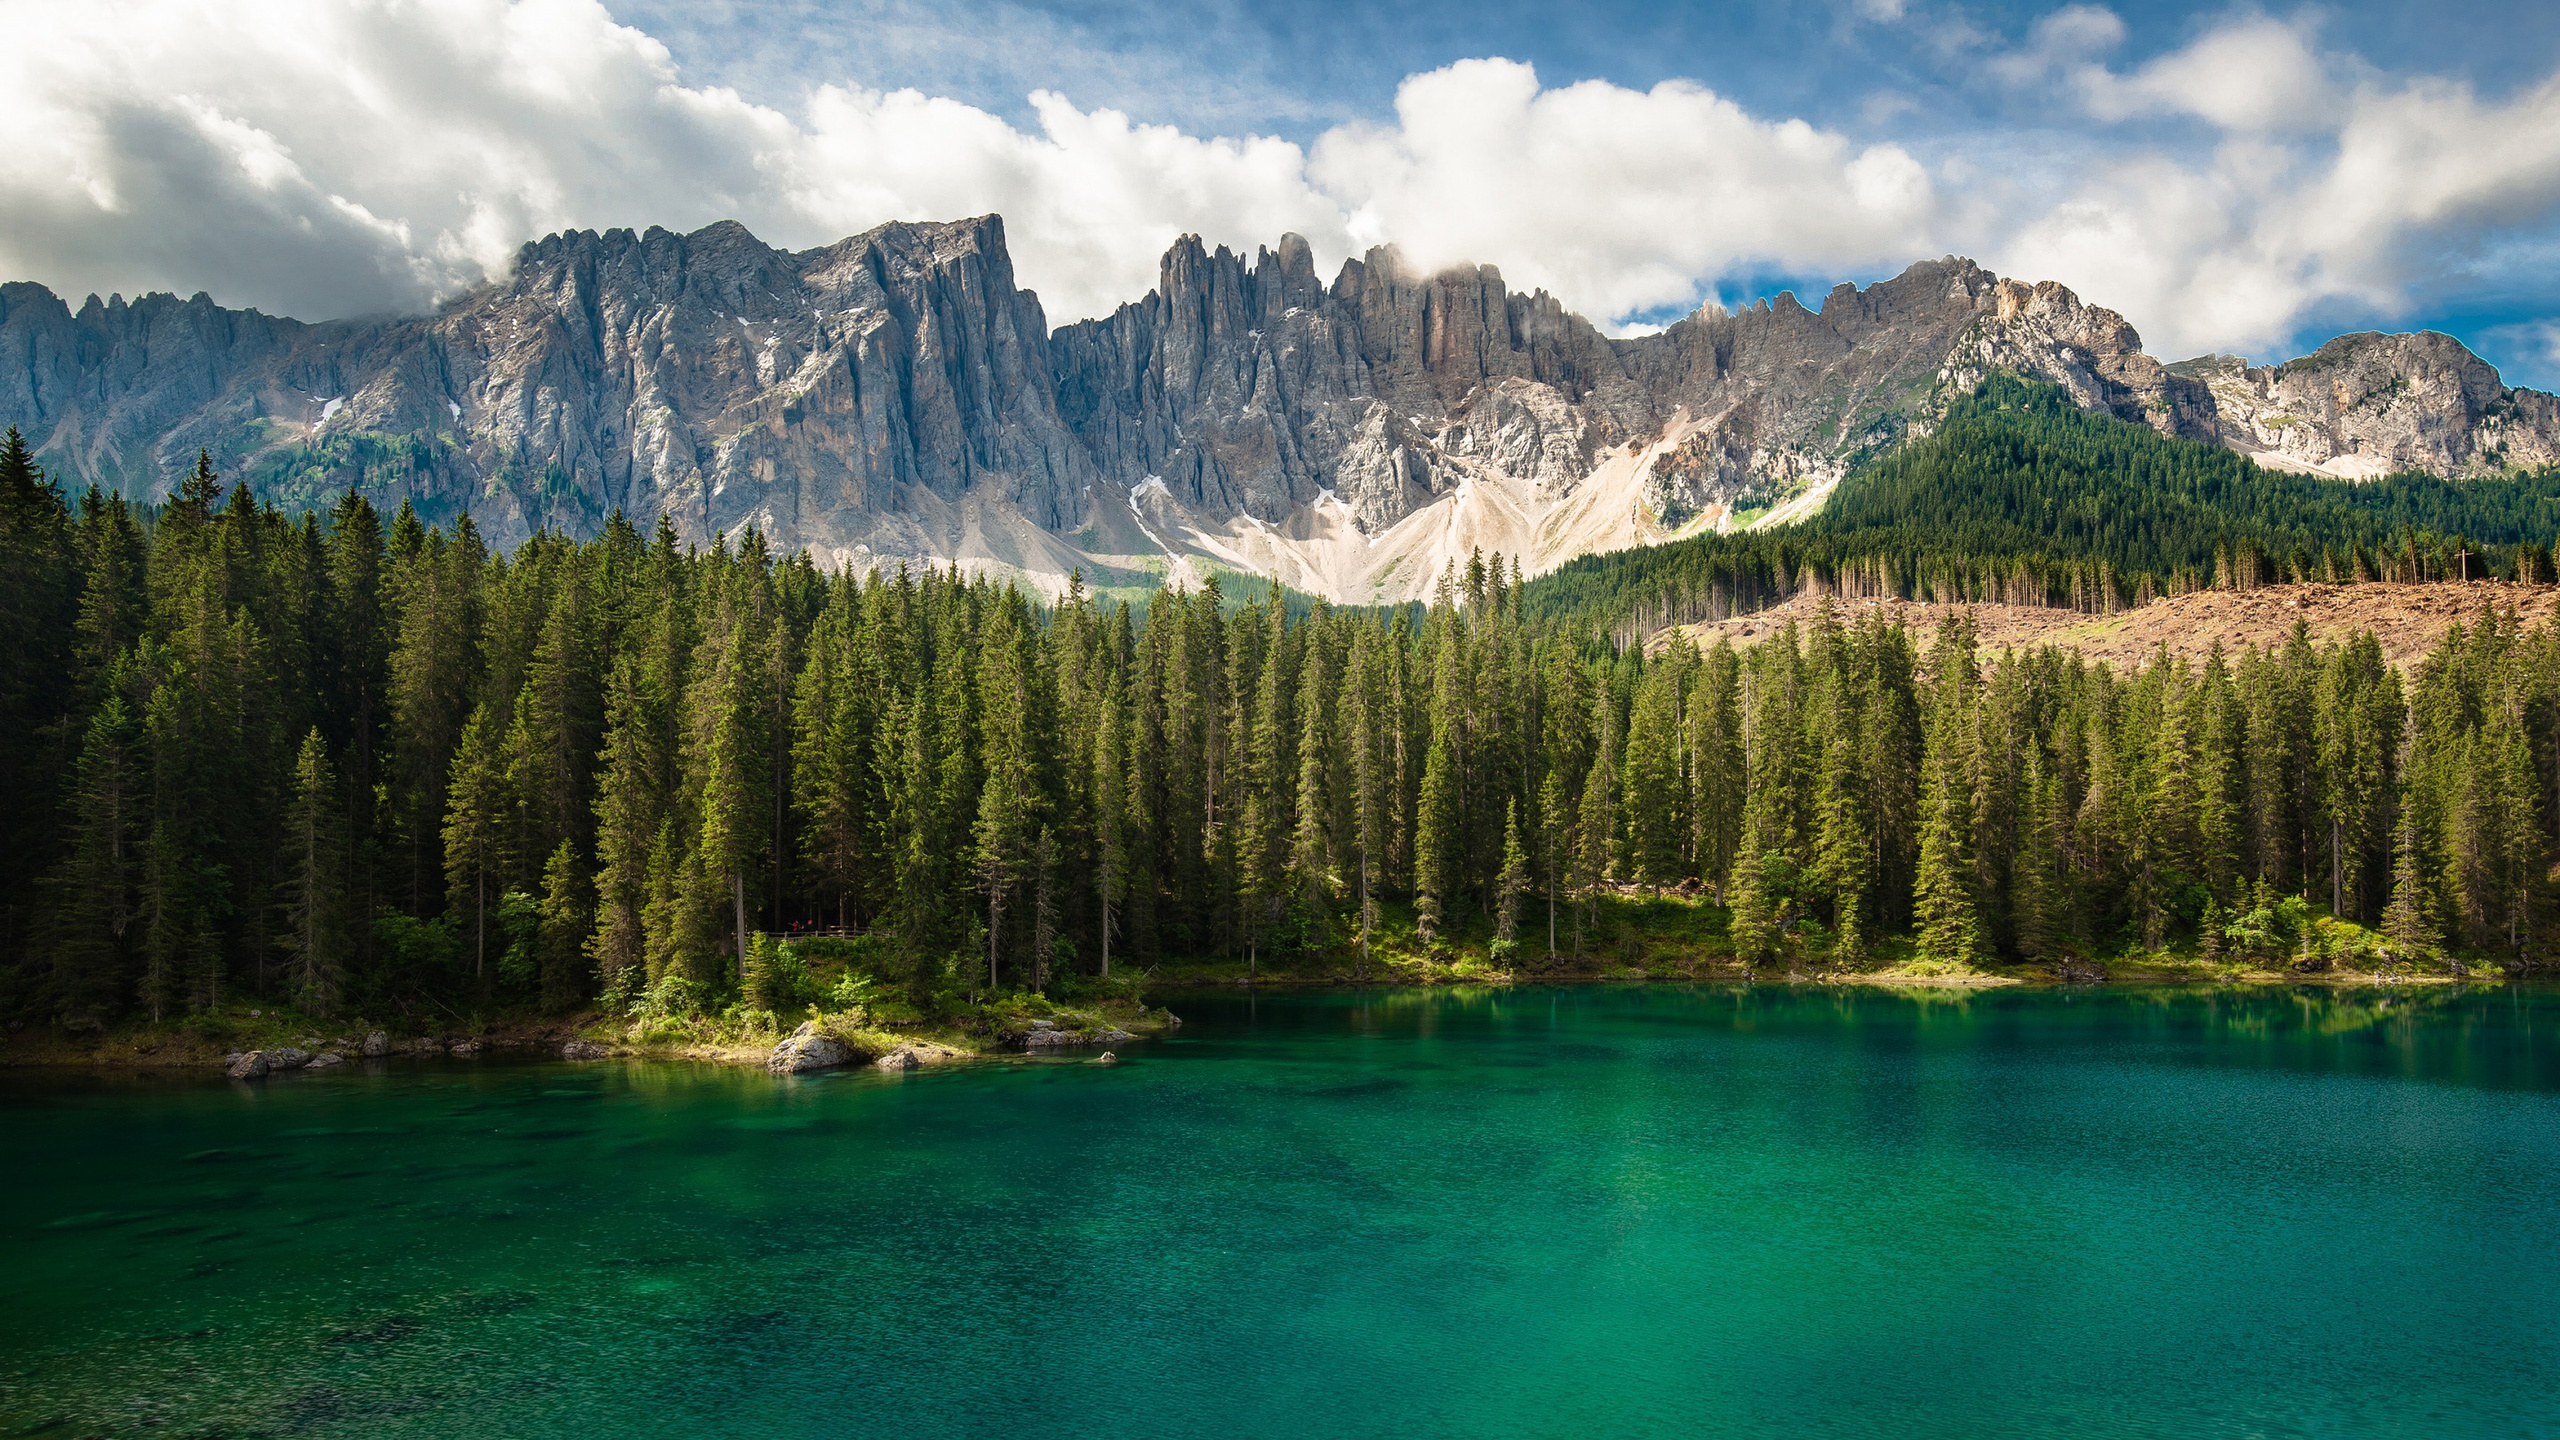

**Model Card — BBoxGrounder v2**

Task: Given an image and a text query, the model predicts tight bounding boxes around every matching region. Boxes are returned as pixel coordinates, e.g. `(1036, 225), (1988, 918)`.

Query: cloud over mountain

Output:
(5, 0), (2560, 375)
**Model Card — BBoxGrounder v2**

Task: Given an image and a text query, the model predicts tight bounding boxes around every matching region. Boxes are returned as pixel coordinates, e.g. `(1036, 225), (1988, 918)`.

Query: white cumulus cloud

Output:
(1993, 11), (2560, 361)
(0, 0), (1932, 329)
(7, 0), (2560, 382)
(1309, 59), (1938, 320)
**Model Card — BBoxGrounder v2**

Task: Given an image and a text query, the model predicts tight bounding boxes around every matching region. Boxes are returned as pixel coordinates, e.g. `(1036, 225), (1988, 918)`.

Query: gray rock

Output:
(876, 1047), (919, 1071)
(305, 1052), (346, 1069)
(1096, 1028), (1133, 1044)
(9, 215), (2543, 608)
(448, 1039), (481, 1057)
(1028, 1019), (1056, 1031)
(226, 1051), (269, 1080)
(1023, 1027), (1080, 1048)
(769, 1021), (853, 1075)
(561, 1040), (610, 1060)
(361, 1031), (389, 1057)
(265, 1048), (311, 1070)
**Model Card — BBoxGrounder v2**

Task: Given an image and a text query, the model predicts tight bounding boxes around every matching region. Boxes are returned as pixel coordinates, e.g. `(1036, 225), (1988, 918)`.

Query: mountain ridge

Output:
(3, 215), (2554, 602)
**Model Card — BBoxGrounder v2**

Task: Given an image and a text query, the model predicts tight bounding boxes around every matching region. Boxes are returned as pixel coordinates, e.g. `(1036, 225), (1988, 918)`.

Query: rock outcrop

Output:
(1022, 1020), (1134, 1049)
(6, 218), (2551, 603)
(2168, 335), (2560, 479)
(769, 1020), (853, 1074)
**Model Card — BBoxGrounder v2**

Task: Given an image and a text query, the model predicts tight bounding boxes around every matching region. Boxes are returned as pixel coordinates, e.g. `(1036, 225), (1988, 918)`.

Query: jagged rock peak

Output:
(6, 216), (2559, 606)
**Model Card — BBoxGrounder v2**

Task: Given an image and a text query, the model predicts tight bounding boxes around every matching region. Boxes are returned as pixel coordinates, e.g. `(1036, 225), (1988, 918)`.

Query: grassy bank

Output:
(1, 986), (1173, 1072)
(5, 891), (2517, 1071)
(1139, 889), (2515, 992)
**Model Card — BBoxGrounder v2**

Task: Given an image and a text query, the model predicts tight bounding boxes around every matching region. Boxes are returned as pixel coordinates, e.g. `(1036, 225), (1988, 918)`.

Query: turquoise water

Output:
(6, 985), (2560, 1439)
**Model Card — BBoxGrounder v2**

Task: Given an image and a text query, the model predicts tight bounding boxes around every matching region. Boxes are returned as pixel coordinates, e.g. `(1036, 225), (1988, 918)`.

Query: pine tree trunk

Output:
(732, 871), (747, 983)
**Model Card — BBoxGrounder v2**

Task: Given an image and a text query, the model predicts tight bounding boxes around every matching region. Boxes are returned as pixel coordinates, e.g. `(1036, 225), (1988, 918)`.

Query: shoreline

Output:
(6, 964), (2523, 1073)
(1, 998), (1178, 1076)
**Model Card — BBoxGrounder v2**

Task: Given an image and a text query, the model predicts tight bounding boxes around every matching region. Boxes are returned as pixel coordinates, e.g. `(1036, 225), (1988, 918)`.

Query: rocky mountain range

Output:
(3, 215), (2554, 602)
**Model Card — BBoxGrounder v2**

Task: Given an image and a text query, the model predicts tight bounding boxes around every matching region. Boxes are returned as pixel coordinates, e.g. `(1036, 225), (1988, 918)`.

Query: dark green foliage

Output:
(10, 418), (2560, 1029)
(1525, 373), (2560, 642)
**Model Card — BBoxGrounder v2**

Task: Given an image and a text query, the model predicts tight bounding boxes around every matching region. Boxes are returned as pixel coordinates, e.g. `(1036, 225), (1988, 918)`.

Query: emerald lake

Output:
(7, 985), (2560, 1438)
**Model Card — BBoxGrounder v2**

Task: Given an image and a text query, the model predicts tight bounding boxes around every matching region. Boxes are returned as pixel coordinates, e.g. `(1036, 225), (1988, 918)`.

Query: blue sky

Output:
(9, 0), (2560, 385)
(608, 0), (2560, 142)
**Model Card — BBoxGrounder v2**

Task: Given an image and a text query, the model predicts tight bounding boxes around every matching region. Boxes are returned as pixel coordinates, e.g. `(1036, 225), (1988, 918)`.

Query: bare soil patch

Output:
(1660, 581), (2560, 669)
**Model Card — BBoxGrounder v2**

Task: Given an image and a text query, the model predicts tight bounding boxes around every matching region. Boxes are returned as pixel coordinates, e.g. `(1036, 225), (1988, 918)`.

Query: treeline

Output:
(5, 418), (2556, 1031)
(1527, 373), (2560, 644)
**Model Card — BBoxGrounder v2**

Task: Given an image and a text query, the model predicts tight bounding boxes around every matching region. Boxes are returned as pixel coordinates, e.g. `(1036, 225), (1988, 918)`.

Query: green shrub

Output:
(630, 973), (715, 1020)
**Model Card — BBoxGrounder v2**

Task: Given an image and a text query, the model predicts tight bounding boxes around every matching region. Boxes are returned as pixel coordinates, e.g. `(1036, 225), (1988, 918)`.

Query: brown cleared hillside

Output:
(1657, 582), (2560, 670)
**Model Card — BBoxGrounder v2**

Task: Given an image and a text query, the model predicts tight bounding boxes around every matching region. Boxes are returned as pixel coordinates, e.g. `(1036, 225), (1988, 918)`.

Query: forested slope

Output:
(1524, 374), (2560, 644)
(5, 384), (2559, 1034)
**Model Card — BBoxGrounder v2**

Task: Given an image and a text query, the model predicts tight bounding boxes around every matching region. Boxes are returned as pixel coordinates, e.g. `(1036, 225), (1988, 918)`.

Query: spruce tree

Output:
(49, 686), (146, 1023)
(537, 838), (588, 1010)
(1912, 681), (1986, 968)
(443, 704), (508, 988)
(1622, 660), (1685, 891)
(2384, 782), (2433, 957)
(1494, 799), (1528, 961)
(276, 729), (348, 1016)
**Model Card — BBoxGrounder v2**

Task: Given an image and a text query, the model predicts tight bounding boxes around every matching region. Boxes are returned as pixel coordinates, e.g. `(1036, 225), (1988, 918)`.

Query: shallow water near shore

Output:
(7, 984), (2560, 1438)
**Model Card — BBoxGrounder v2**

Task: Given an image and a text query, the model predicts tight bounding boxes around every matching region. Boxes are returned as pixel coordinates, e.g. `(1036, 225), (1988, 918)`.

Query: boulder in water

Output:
(448, 1039), (481, 1057)
(770, 1021), (853, 1074)
(876, 1047), (919, 1071)
(266, 1048), (311, 1070)
(361, 1031), (389, 1057)
(226, 1051), (269, 1080)
(306, 1052), (346, 1069)
(561, 1039), (610, 1060)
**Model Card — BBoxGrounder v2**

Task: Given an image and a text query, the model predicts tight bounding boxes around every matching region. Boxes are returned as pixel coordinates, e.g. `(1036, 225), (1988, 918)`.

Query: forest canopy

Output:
(3, 377), (2555, 1030)
(1525, 372), (2560, 644)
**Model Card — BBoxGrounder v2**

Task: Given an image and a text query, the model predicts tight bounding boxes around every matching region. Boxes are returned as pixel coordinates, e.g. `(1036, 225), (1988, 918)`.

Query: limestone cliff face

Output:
(1049, 235), (1641, 537)
(2167, 334), (2560, 479)
(1942, 278), (2219, 441)
(0, 217), (1100, 574)
(4, 216), (2554, 601)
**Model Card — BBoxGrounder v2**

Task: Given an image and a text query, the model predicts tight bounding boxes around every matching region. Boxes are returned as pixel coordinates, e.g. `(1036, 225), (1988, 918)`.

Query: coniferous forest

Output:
(6, 377), (2560, 1033)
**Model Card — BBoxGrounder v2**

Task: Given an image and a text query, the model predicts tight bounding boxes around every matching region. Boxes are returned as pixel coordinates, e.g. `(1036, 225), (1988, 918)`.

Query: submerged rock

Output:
(561, 1040), (610, 1061)
(769, 1021), (852, 1075)
(226, 1051), (269, 1080)
(876, 1042), (962, 1070)
(1096, 1052), (1119, 1065)
(361, 1031), (389, 1057)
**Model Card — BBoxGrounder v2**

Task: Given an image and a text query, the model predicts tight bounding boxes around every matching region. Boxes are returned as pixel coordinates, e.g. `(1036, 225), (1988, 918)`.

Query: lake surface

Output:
(7, 985), (2560, 1438)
